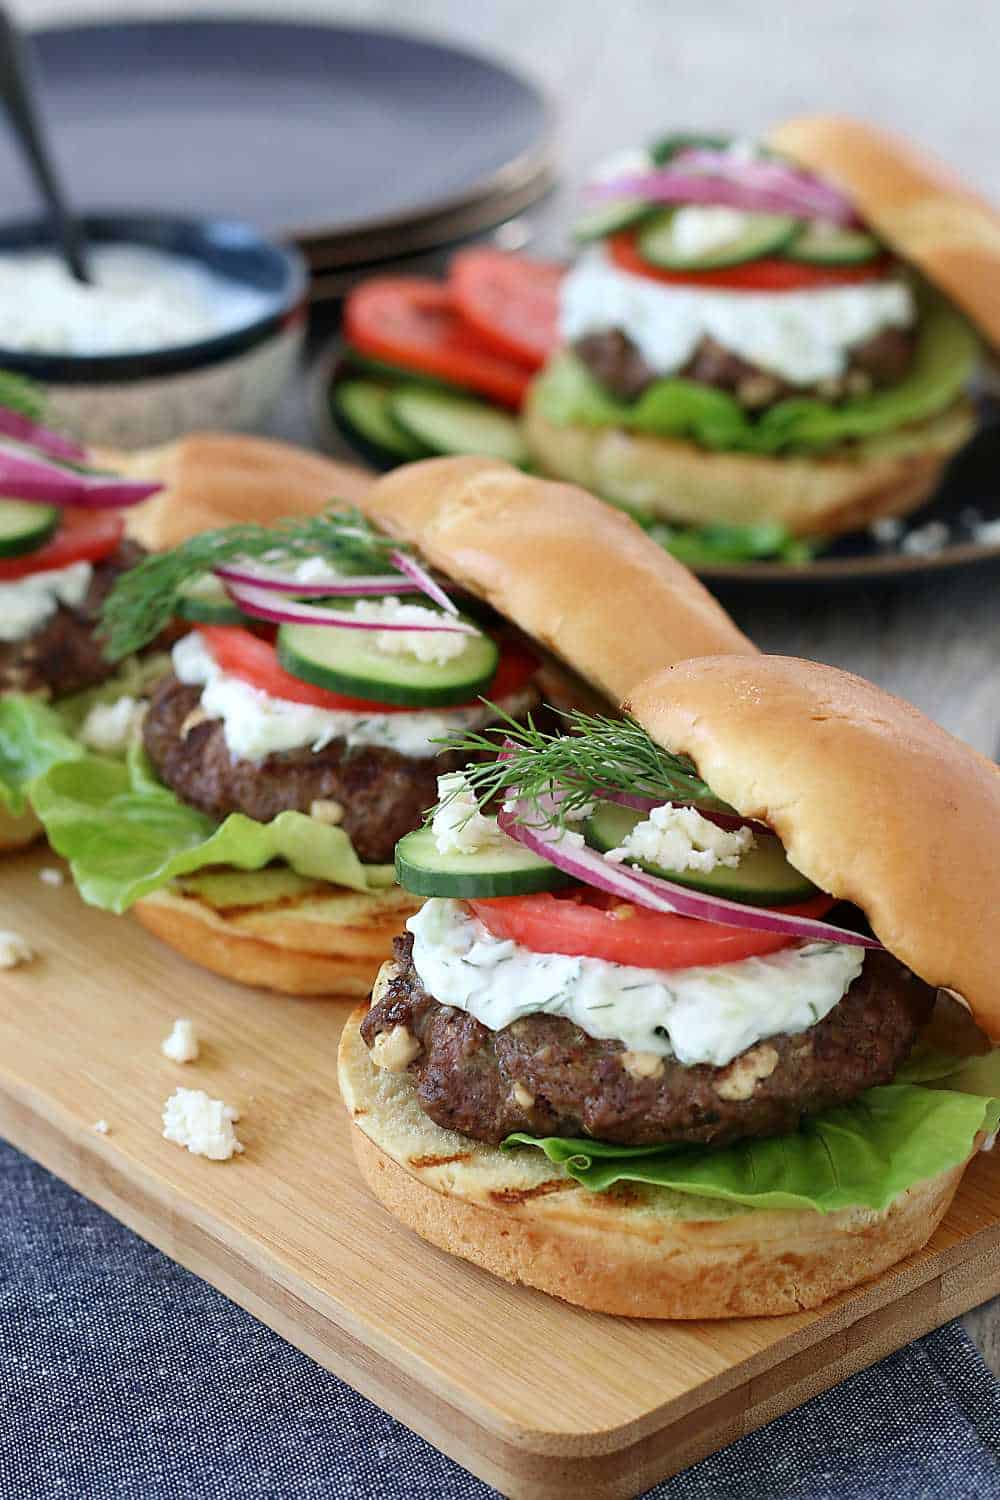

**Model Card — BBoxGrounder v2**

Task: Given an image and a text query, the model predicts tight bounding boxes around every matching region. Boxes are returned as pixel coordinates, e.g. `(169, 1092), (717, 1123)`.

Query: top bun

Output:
(627, 655), (1000, 1037)
(357, 456), (756, 703)
(769, 114), (1000, 350)
(101, 433), (372, 550)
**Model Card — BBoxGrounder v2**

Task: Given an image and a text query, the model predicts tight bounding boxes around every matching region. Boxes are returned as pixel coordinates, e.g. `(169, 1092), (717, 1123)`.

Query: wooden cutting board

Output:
(2, 841), (1000, 1500)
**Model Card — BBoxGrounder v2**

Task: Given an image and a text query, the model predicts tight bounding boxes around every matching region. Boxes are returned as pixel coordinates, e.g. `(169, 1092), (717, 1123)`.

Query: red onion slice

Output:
(590, 785), (771, 835)
(586, 164), (857, 226)
(390, 549), (458, 616)
(497, 795), (882, 950)
(0, 408), (86, 464)
(213, 559), (413, 596)
(0, 442), (160, 508)
(222, 580), (478, 634)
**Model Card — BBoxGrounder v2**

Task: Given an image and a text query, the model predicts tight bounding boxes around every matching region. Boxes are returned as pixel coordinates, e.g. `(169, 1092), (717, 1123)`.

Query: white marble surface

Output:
(16, 0), (1000, 1366)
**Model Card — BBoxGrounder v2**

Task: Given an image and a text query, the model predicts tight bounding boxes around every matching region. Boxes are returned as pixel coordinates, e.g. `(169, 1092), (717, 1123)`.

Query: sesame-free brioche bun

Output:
(627, 655), (1000, 1036)
(338, 1004), (968, 1317)
(769, 114), (1000, 351)
(100, 432), (372, 550)
(134, 881), (420, 998)
(0, 803), (43, 852)
(522, 386), (976, 538)
(356, 456), (756, 701)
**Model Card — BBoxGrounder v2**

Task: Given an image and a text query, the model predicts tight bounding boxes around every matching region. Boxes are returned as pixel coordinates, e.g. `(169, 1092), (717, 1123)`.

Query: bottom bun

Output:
(522, 392), (975, 539)
(134, 880), (420, 997)
(339, 1006), (968, 1318)
(0, 803), (43, 853)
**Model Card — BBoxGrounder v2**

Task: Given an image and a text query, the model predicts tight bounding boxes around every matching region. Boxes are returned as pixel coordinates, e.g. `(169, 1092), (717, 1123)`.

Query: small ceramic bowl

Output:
(0, 213), (308, 448)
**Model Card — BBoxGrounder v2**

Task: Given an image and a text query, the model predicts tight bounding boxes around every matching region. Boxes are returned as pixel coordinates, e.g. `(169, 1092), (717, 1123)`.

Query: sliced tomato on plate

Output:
(469, 887), (836, 970)
(449, 249), (564, 370)
(0, 509), (124, 581)
(199, 626), (537, 713)
(343, 278), (533, 408)
(608, 231), (898, 292)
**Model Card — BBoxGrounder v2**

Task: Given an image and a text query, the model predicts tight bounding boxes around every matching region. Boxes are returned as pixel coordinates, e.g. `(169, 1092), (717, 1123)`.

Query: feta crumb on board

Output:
(605, 803), (754, 874)
(0, 930), (34, 968)
(162, 1088), (243, 1161)
(38, 866), (65, 887)
(92, 1119), (110, 1135)
(161, 1018), (200, 1064)
(432, 772), (512, 855)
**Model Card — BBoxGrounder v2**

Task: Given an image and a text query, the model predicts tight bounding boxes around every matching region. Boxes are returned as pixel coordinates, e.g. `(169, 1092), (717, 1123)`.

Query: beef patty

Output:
(143, 673), (527, 866)
(0, 540), (147, 698)
(361, 932), (933, 1148)
(574, 325), (916, 408)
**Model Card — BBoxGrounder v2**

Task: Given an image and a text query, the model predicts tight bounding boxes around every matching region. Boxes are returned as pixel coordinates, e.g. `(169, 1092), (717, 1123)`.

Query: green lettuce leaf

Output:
(30, 743), (394, 913)
(533, 297), (978, 456)
(0, 694), (85, 816)
(503, 1048), (1000, 1214)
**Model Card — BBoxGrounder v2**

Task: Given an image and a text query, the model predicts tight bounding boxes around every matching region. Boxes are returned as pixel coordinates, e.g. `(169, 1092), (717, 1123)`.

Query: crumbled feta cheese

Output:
(348, 595), (475, 664)
(161, 1018), (200, 1064)
(79, 694), (145, 753)
(901, 520), (950, 556)
(869, 516), (903, 545)
(161, 1088), (243, 1160)
(0, 561), (92, 643)
(605, 803), (754, 874)
(0, 930), (34, 967)
(38, 866), (64, 887)
(432, 772), (511, 855)
(973, 517), (1000, 546)
(92, 1119), (110, 1135)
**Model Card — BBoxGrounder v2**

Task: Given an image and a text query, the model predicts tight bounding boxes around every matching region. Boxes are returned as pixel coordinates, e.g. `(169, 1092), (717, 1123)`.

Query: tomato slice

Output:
(608, 231), (898, 292)
(449, 249), (564, 370)
(343, 278), (532, 408)
(0, 509), (124, 581)
(198, 626), (538, 714)
(469, 887), (837, 970)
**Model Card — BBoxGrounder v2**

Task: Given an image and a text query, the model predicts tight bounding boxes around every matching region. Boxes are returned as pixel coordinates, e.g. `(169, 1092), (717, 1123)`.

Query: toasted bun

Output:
(134, 881), (420, 997)
(523, 391), (976, 538)
(0, 803), (43, 853)
(339, 1006), (966, 1317)
(769, 115), (1000, 350)
(627, 655), (1000, 1036)
(98, 433), (372, 550)
(356, 456), (756, 701)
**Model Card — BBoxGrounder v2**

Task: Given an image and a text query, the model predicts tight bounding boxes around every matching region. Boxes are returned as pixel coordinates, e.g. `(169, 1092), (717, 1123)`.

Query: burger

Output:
(0, 394), (163, 851)
(340, 654), (1000, 1317)
(31, 455), (753, 996)
(523, 118), (995, 546)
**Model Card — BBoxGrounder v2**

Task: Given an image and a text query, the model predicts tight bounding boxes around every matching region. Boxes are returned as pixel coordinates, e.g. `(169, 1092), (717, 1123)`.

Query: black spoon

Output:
(0, 5), (89, 283)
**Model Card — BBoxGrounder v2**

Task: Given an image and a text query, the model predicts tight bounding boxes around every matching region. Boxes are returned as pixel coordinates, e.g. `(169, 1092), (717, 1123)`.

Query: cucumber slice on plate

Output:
(637, 209), (799, 270)
(389, 388), (528, 466)
(583, 801), (819, 906)
(396, 825), (572, 898)
(0, 498), (60, 559)
(573, 198), (654, 243)
(785, 222), (882, 266)
(332, 379), (428, 467)
(177, 573), (244, 624)
(277, 606), (499, 708)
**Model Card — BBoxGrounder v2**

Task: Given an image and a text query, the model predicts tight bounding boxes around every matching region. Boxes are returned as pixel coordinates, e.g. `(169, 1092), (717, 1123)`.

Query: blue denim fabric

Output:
(2, 1138), (999, 1500)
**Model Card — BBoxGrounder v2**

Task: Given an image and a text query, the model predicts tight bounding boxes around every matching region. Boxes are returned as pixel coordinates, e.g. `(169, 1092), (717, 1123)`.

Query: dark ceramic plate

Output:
(3, 20), (552, 256)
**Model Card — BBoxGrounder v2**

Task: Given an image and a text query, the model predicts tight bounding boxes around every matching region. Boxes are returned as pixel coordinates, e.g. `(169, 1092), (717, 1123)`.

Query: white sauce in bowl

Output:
(0, 244), (275, 356)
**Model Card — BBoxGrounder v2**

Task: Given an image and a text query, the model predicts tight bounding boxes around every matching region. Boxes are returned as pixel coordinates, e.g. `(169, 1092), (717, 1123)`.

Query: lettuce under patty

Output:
(504, 1048), (1000, 1215)
(532, 298), (978, 456)
(0, 695), (84, 817)
(29, 743), (394, 913)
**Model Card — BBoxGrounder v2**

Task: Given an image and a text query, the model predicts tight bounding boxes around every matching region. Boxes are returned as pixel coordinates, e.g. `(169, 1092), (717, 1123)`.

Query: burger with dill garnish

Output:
(30, 456), (753, 996)
(340, 654), (1000, 1317)
(523, 118), (995, 550)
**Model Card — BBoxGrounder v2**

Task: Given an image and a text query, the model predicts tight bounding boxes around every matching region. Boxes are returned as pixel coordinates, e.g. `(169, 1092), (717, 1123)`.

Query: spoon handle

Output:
(0, 5), (89, 283)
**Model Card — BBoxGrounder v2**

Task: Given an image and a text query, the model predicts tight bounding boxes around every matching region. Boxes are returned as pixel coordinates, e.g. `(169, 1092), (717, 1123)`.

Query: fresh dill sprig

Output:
(101, 506), (407, 660)
(0, 369), (46, 422)
(431, 705), (728, 826)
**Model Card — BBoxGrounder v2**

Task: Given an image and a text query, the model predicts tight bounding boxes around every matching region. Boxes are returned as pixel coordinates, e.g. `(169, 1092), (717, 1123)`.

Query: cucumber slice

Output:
(0, 498), (59, 559)
(649, 132), (731, 166)
(332, 379), (428, 467)
(583, 802), (818, 906)
(637, 209), (798, 270)
(389, 388), (528, 466)
(573, 198), (654, 243)
(176, 573), (244, 624)
(396, 825), (572, 898)
(785, 222), (882, 266)
(276, 605), (499, 708)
